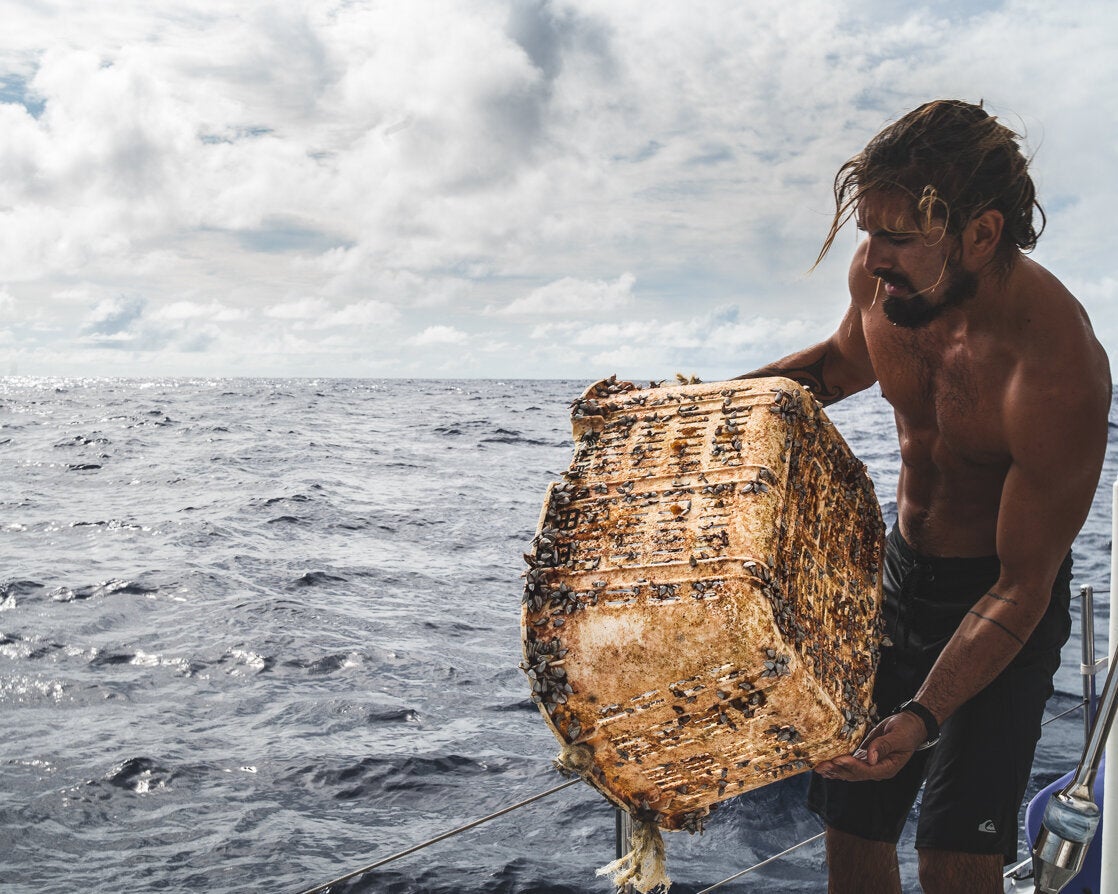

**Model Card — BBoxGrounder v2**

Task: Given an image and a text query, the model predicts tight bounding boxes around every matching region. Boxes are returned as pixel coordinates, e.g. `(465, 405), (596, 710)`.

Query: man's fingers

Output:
(814, 734), (917, 782)
(866, 736), (893, 765)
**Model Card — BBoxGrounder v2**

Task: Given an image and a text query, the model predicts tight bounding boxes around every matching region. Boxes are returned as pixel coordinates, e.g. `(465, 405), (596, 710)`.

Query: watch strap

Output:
(895, 699), (940, 749)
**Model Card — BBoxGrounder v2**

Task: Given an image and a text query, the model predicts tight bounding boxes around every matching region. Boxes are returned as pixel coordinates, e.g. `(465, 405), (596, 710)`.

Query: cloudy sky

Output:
(1, 0), (1116, 379)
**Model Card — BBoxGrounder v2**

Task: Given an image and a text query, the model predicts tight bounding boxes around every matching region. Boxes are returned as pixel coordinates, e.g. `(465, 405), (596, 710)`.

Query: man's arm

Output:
(737, 292), (877, 406)
(819, 352), (1111, 780)
(909, 363), (1110, 726)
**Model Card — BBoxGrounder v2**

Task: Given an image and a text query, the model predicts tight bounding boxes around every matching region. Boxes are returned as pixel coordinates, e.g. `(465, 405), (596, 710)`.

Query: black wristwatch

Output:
(894, 699), (940, 750)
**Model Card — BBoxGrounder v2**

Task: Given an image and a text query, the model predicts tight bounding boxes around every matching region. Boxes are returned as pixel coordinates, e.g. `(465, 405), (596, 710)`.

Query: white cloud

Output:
(264, 298), (328, 321)
(320, 300), (400, 328)
(502, 272), (636, 316)
(152, 300), (248, 323)
(258, 296), (401, 328)
(530, 308), (803, 344)
(83, 296), (145, 334)
(410, 325), (470, 346)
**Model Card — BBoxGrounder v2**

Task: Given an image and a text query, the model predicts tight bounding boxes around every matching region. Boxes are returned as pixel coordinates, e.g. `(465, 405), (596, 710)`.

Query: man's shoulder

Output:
(1000, 258), (1104, 366)
(999, 260), (1110, 422)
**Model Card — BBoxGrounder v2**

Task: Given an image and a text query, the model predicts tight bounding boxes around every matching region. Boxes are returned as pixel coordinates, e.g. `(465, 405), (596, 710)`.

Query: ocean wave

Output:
(292, 752), (506, 801)
(48, 579), (159, 602)
(104, 757), (174, 794)
(292, 570), (348, 587)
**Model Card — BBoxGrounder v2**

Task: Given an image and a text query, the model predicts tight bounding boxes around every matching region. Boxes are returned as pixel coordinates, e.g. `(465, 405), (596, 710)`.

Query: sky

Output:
(1, 0), (1116, 380)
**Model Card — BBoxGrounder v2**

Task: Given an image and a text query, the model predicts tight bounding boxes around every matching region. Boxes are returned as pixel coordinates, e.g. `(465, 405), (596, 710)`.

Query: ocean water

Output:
(0, 377), (1114, 894)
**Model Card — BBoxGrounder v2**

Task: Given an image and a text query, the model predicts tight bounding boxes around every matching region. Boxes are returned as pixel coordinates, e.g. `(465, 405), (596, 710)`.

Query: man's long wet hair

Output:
(816, 99), (1045, 276)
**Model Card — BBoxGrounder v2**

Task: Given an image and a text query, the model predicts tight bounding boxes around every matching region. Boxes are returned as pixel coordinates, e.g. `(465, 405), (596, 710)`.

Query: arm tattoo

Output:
(984, 590), (1019, 607)
(966, 609), (1026, 646)
(736, 353), (845, 405)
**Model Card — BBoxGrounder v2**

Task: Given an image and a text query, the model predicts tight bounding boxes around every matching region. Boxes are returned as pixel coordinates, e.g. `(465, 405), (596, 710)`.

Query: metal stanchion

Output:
(1103, 481), (1118, 894)
(1081, 586), (1100, 740)
(614, 808), (635, 894)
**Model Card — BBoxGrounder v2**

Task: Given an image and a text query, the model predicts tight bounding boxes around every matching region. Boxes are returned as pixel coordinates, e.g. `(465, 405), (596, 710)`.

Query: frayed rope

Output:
(595, 819), (671, 893)
(555, 745), (671, 892)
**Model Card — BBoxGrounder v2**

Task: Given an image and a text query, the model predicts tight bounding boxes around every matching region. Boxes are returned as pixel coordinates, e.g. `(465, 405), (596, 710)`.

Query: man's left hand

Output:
(813, 710), (927, 782)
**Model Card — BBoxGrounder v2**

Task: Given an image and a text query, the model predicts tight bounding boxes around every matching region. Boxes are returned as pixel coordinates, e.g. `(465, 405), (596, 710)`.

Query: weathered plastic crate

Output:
(522, 377), (885, 831)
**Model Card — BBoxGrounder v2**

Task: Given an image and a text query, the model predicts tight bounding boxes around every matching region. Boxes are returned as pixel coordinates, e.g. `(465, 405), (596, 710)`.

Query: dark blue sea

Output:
(1, 377), (1115, 893)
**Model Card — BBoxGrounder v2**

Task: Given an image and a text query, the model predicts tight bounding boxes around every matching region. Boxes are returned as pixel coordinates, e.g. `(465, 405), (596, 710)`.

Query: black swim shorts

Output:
(807, 525), (1072, 863)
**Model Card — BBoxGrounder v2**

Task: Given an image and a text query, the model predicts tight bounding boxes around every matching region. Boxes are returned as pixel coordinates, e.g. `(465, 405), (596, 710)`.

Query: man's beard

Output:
(880, 265), (978, 328)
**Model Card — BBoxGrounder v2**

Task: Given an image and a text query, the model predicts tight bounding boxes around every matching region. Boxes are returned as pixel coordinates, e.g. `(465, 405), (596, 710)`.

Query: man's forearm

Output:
(911, 587), (1044, 726)
(736, 343), (848, 405)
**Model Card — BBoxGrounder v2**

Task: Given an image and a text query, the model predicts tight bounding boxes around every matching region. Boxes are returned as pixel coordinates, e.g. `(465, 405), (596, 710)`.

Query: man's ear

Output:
(963, 209), (1004, 267)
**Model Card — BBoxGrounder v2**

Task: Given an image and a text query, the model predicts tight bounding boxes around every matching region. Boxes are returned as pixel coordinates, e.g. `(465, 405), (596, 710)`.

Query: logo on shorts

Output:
(979, 820), (997, 833)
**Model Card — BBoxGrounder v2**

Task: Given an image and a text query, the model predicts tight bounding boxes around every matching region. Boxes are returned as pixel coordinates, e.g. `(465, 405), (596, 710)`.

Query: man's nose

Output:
(862, 238), (891, 276)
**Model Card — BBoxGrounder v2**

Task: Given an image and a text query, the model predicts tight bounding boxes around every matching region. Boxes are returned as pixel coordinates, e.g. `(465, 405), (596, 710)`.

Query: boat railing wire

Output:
(291, 586), (1109, 894)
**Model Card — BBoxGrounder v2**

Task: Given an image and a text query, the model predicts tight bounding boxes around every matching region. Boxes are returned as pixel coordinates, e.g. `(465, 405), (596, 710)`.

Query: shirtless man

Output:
(742, 100), (1111, 892)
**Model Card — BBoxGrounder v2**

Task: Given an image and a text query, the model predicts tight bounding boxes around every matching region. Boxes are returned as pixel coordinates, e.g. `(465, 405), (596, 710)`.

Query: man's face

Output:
(856, 193), (977, 329)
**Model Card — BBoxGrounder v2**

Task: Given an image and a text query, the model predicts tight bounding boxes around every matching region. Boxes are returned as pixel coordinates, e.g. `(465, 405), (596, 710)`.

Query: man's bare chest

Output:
(867, 326), (1008, 465)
